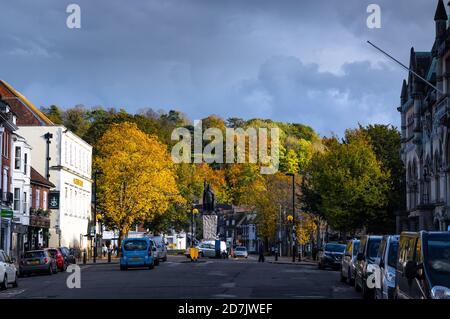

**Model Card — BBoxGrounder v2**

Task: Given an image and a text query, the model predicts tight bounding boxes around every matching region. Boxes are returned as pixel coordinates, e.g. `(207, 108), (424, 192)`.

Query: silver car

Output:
(375, 235), (399, 299)
(234, 246), (248, 258)
(19, 250), (57, 276)
(340, 239), (360, 284)
(150, 236), (168, 264)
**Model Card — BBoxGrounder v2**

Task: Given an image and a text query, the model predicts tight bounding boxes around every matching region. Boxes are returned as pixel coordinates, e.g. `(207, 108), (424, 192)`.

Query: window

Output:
(14, 146), (21, 169)
(23, 192), (27, 214)
(43, 191), (47, 210)
(65, 140), (68, 164)
(13, 188), (20, 211)
(24, 153), (28, 175)
(35, 189), (40, 208)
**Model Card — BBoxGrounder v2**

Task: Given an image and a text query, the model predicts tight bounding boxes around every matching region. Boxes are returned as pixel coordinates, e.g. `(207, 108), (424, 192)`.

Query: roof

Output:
(30, 167), (55, 188)
(434, 0), (447, 21)
(0, 79), (53, 125)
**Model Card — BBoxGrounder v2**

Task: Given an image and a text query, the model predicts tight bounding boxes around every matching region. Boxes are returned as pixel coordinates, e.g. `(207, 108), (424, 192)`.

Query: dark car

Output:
(47, 248), (66, 272)
(354, 235), (382, 299)
(395, 231), (450, 299)
(340, 239), (360, 284)
(19, 250), (57, 276)
(318, 243), (346, 270)
(59, 247), (76, 265)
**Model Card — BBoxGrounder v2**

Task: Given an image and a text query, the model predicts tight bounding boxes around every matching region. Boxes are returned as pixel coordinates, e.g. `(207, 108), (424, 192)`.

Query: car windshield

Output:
(24, 251), (45, 258)
(387, 241), (398, 268)
(123, 240), (148, 251)
(367, 238), (381, 259)
(352, 242), (360, 256)
(325, 243), (345, 253)
(236, 247), (246, 251)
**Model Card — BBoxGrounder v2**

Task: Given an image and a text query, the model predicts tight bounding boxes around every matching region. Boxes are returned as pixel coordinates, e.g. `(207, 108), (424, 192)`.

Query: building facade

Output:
(9, 133), (31, 260)
(0, 80), (93, 250)
(398, 0), (450, 232)
(0, 99), (17, 255)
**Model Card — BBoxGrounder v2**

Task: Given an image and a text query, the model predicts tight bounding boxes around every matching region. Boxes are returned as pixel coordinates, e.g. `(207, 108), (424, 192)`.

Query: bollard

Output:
(108, 250), (111, 263)
(83, 249), (87, 264)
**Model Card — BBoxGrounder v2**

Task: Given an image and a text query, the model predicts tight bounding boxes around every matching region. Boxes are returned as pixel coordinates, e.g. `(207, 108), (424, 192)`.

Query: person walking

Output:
(258, 240), (265, 263)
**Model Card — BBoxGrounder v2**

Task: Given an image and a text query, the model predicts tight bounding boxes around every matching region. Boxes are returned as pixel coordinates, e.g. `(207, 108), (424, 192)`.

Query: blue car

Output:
(120, 237), (156, 271)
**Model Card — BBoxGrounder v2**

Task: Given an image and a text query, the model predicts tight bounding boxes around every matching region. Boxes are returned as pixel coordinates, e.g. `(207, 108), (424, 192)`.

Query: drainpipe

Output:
(43, 133), (53, 180)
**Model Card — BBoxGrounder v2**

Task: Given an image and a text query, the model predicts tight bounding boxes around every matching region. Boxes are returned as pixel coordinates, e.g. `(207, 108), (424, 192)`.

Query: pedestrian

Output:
(113, 244), (118, 256)
(258, 240), (265, 262)
(102, 244), (107, 257)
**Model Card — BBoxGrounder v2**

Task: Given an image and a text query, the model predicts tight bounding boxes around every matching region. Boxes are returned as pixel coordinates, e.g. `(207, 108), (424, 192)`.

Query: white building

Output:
(17, 126), (92, 250)
(10, 133), (31, 259)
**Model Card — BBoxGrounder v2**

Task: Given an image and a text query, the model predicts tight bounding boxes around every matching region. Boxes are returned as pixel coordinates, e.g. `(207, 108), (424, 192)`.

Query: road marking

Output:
(0, 289), (26, 298)
(207, 271), (227, 276)
(212, 294), (236, 298)
(221, 282), (236, 288)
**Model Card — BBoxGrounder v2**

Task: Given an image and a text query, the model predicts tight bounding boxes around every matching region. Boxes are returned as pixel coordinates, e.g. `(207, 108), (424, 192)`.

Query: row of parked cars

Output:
(0, 247), (76, 291)
(318, 231), (450, 299)
(119, 235), (168, 270)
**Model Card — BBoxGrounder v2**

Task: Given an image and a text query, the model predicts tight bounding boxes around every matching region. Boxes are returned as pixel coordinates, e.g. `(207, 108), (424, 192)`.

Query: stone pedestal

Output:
(203, 215), (217, 240)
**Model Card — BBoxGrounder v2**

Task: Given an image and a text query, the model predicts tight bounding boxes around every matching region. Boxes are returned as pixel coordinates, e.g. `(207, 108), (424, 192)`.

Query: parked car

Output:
(354, 235), (382, 298)
(19, 249), (57, 276)
(318, 242), (346, 270)
(234, 246), (248, 258)
(375, 235), (399, 299)
(0, 250), (18, 290)
(59, 247), (76, 265)
(120, 237), (156, 271)
(340, 239), (360, 284)
(150, 236), (168, 264)
(47, 248), (67, 272)
(198, 240), (228, 258)
(395, 231), (450, 299)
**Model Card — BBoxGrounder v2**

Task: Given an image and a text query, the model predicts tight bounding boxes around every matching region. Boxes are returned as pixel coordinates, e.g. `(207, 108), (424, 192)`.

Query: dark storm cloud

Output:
(0, 0), (440, 135)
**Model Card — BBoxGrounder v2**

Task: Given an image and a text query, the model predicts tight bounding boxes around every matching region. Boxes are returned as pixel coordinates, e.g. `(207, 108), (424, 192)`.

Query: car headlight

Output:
(386, 271), (395, 283)
(431, 286), (450, 299)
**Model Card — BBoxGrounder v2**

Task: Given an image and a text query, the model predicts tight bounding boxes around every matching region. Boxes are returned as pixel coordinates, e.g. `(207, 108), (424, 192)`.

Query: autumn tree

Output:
(95, 122), (184, 253)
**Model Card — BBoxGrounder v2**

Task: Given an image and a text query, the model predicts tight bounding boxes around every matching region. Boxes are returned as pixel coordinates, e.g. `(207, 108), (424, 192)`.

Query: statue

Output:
(202, 182), (215, 214)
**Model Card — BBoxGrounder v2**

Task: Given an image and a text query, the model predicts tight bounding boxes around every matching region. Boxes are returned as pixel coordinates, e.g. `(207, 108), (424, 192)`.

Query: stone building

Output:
(398, 0), (450, 232)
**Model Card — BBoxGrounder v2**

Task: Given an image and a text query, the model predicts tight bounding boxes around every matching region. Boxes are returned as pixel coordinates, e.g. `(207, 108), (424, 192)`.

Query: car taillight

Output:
(44, 257), (48, 263)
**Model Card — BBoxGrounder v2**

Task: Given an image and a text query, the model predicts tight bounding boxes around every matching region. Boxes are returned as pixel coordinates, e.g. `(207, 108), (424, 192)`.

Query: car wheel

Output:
(0, 275), (7, 290)
(154, 258), (160, 266)
(354, 275), (361, 292)
(348, 269), (354, 285)
(340, 267), (346, 282)
(12, 273), (18, 288)
(149, 262), (154, 270)
(162, 255), (167, 262)
(48, 265), (53, 276)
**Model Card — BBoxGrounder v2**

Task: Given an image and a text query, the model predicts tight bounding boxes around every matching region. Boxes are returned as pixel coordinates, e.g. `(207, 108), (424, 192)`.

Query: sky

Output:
(0, 0), (440, 136)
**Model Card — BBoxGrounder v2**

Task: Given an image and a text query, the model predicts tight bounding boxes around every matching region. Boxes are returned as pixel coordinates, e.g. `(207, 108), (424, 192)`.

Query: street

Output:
(0, 255), (360, 299)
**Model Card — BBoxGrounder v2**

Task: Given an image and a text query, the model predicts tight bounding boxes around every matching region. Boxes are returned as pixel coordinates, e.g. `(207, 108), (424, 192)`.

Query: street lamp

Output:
(191, 208), (199, 248)
(93, 169), (103, 263)
(285, 173), (296, 262)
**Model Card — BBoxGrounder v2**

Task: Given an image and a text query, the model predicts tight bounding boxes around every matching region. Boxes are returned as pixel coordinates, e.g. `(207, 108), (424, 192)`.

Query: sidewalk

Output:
(78, 257), (120, 266)
(267, 255), (317, 266)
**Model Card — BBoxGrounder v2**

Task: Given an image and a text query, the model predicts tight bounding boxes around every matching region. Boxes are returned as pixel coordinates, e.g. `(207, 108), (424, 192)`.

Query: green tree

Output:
(41, 105), (63, 124)
(305, 130), (390, 233)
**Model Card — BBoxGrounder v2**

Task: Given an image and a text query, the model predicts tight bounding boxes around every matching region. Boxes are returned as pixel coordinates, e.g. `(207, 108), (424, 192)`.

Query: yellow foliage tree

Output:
(296, 212), (318, 246)
(95, 122), (184, 252)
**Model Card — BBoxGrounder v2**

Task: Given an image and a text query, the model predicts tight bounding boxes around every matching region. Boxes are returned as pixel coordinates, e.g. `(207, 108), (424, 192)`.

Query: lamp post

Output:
(287, 214), (294, 262)
(93, 169), (103, 263)
(285, 173), (296, 262)
(191, 208), (199, 247)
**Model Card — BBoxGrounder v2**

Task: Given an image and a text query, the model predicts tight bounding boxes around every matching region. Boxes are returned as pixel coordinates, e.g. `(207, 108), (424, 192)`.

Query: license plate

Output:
(130, 257), (141, 261)
(28, 260), (39, 265)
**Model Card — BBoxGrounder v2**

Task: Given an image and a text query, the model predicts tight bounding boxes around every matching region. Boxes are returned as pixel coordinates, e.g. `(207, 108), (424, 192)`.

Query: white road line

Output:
(0, 289), (26, 298)
(221, 282), (236, 288)
(212, 294), (237, 298)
